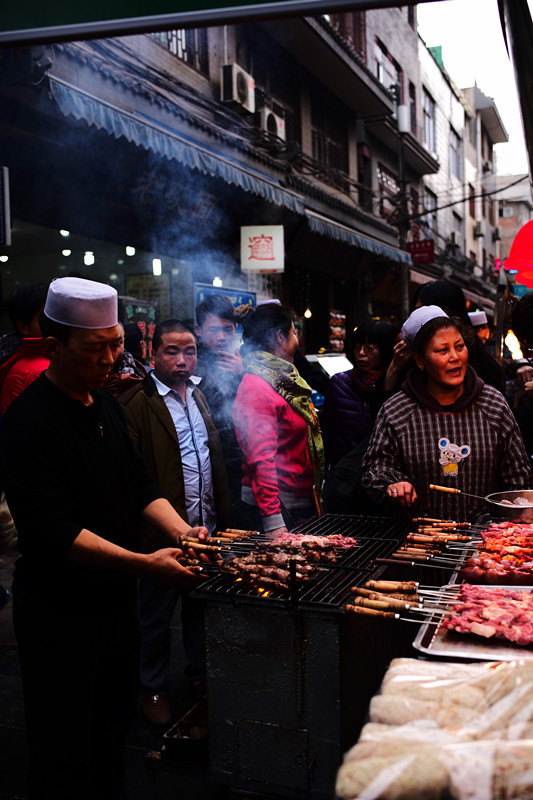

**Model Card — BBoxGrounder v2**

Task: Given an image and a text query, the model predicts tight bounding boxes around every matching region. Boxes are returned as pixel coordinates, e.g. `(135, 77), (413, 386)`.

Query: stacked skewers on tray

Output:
(373, 516), (474, 573)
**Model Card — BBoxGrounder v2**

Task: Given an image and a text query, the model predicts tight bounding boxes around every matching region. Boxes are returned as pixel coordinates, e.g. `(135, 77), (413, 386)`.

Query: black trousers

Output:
(13, 583), (140, 800)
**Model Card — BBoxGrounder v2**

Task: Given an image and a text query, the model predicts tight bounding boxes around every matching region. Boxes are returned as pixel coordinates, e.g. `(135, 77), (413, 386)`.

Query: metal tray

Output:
(412, 584), (533, 662)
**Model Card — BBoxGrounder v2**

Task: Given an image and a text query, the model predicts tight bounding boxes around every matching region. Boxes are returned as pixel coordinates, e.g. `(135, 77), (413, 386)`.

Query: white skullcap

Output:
(468, 310), (488, 326)
(401, 305), (448, 349)
(44, 277), (118, 329)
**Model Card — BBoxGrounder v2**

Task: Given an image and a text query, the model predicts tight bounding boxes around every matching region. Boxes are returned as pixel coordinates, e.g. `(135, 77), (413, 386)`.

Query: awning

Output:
(463, 288), (495, 311)
(305, 210), (412, 264)
(410, 269), (433, 285)
(48, 78), (305, 216)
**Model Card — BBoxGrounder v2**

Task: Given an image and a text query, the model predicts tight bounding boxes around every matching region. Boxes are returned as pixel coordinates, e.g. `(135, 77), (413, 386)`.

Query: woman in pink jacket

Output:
(233, 303), (324, 538)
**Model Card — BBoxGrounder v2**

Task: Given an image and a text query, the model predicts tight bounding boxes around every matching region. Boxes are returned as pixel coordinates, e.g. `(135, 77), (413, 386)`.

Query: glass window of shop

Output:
(0, 219), (211, 333)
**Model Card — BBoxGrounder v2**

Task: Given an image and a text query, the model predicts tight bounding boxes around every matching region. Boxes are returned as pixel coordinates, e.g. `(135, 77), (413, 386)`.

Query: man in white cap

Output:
(0, 277), (209, 800)
(468, 309), (490, 346)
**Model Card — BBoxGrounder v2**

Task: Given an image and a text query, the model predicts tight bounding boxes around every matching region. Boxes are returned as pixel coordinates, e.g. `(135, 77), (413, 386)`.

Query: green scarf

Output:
(243, 350), (325, 492)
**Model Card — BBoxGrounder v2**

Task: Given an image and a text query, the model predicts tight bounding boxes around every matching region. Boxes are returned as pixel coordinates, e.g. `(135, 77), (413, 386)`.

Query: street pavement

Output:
(0, 548), (235, 800)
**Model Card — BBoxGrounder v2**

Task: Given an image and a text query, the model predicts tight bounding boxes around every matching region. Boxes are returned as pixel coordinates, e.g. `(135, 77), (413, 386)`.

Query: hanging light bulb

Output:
(84, 251), (95, 266)
(152, 258), (162, 276)
(212, 276), (223, 287)
(304, 273), (312, 318)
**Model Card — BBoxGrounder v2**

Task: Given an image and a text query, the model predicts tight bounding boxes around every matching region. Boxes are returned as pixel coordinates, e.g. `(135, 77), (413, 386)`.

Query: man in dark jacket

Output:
(195, 294), (248, 527)
(121, 318), (229, 725)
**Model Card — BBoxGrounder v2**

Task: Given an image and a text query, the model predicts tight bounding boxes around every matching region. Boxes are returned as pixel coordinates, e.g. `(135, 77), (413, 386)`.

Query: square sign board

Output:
(241, 225), (284, 273)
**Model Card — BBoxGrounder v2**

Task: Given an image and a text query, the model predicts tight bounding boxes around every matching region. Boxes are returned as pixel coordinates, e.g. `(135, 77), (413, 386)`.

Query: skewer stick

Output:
(225, 528), (259, 536)
(364, 580), (419, 593)
(181, 540), (225, 553)
(375, 558), (457, 570)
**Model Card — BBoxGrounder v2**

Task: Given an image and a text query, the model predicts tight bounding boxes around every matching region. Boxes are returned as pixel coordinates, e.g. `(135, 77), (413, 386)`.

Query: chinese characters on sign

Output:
(241, 225), (284, 273)
(407, 239), (434, 265)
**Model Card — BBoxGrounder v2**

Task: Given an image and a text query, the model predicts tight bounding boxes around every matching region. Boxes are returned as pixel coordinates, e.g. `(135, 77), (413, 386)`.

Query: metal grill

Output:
(194, 515), (411, 610)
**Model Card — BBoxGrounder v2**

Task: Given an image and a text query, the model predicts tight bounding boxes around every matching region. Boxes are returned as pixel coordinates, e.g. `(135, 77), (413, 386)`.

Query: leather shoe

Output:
(142, 694), (172, 727)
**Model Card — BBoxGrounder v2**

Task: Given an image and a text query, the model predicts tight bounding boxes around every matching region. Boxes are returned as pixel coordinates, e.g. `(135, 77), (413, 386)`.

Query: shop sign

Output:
(194, 283), (256, 315)
(407, 239), (434, 265)
(119, 294), (158, 363)
(241, 225), (284, 273)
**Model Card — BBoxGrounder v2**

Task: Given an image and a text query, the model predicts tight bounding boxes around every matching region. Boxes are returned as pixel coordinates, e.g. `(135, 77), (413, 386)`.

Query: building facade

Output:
(0, 7), (513, 354)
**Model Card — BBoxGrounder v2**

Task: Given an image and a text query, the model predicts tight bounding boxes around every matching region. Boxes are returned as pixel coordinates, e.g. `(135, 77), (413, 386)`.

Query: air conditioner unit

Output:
(258, 106), (286, 141)
(492, 226), (501, 242)
(220, 64), (255, 113)
(474, 220), (485, 238)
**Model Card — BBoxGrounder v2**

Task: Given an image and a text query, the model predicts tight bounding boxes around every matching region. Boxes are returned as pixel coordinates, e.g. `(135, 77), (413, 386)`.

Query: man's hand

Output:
(265, 526), (288, 541)
(383, 339), (411, 391)
(517, 365), (533, 386)
(182, 526), (209, 542)
(387, 481), (417, 508)
(178, 526), (223, 565)
(215, 350), (243, 376)
(143, 547), (208, 588)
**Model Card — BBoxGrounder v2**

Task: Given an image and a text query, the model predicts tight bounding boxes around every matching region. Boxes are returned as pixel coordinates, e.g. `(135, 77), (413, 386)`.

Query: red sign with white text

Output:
(407, 239), (434, 265)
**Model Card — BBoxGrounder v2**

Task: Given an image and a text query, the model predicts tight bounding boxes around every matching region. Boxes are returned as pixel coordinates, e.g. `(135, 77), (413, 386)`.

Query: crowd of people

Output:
(1, 274), (533, 797)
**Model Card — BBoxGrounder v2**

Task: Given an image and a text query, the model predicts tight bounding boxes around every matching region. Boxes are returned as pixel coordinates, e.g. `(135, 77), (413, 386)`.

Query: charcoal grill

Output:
(191, 515), (415, 799)
(198, 514), (411, 609)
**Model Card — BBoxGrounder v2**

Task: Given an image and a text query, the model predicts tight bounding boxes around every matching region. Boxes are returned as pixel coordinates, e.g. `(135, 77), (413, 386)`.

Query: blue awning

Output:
(48, 78), (305, 216)
(306, 210), (412, 264)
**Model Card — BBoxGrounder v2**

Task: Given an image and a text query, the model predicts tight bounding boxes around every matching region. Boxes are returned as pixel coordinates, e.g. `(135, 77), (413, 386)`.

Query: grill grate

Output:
(194, 515), (411, 610)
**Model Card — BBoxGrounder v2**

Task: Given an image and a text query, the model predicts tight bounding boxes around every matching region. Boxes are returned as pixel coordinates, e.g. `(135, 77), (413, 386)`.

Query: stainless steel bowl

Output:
(485, 490), (533, 522)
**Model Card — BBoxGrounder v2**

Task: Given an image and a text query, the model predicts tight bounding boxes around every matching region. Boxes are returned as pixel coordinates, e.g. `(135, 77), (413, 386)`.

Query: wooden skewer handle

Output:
(345, 604), (399, 619)
(365, 580), (419, 593)
(429, 484), (461, 495)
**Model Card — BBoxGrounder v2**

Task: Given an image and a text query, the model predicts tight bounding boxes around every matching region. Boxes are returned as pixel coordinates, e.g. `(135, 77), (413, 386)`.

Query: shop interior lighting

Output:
(0, 255), (8, 263)
(109, 273), (118, 281)
(212, 276), (223, 287)
(84, 251), (95, 266)
(61, 249), (71, 257)
(125, 246), (135, 256)
(152, 258), (162, 276)
(59, 229), (70, 237)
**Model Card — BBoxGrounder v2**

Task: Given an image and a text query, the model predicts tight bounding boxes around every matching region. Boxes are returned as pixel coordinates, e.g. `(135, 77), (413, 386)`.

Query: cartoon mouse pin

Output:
(438, 437), (470, 478)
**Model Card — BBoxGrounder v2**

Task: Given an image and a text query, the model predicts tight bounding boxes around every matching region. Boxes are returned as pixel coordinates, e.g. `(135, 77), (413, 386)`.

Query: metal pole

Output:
(398, 133), (410, 320)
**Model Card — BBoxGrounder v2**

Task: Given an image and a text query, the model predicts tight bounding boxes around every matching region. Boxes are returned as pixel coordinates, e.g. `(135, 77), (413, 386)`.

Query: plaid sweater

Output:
(362, 379), (531, 520)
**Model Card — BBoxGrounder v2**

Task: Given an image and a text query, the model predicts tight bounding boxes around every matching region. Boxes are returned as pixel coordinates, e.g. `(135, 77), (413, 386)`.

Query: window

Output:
(409, 82), (417, 136)
(488, 198), (495, 227)
(311, 97), (349, 192)
(377, 162), (400, 221)
(150, 29), (208, 74)
(469, 184), (476, 218)
(422, 89), (436, 152)
(326, 13), (366, 61)
(423, 187), (438, 240)
(375, 39), (402, 99)
(449, 126), (462, 180)
(453, 211), (463, 247)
